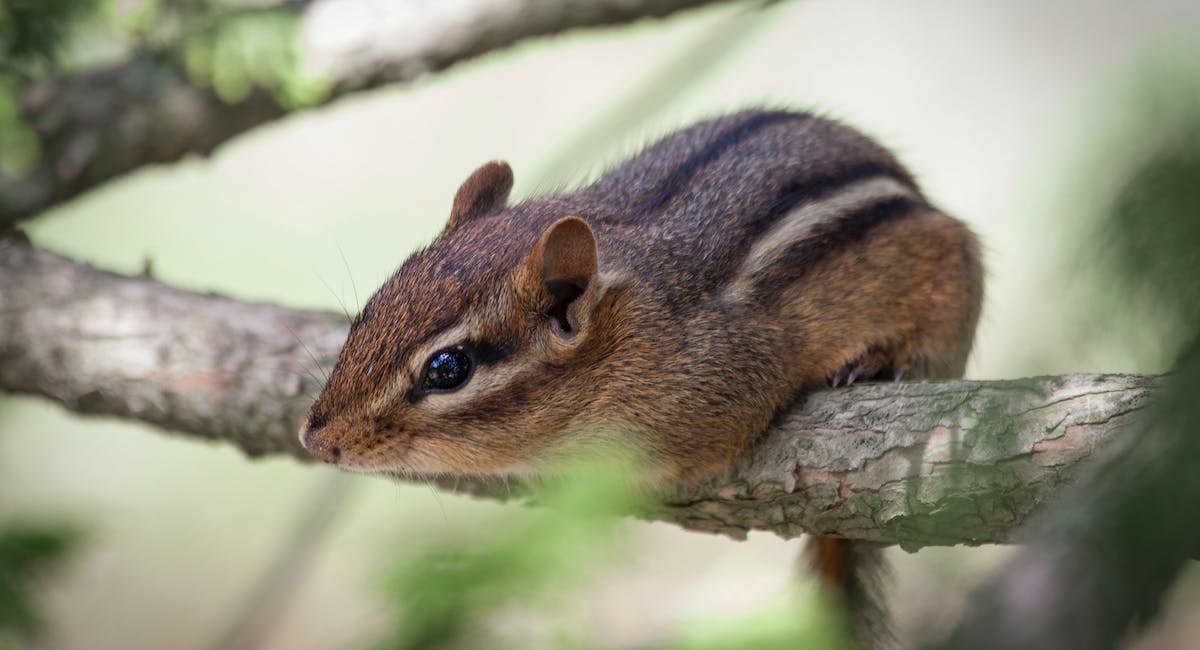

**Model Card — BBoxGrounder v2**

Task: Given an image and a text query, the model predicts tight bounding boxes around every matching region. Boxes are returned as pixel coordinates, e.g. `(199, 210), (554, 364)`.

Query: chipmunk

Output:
(300, 109), (982, 640)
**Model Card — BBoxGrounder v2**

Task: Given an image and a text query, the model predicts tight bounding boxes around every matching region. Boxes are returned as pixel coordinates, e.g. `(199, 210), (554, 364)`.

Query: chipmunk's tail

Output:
(805, 536), (893, 650)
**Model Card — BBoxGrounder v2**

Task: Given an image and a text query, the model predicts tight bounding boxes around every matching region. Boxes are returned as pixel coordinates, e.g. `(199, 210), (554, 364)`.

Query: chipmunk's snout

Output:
(299, 417), (341, 464)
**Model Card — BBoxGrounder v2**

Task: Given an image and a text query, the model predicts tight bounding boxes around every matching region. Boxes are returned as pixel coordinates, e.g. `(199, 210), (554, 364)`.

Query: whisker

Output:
(420, 476), (450, 529)
(335, 240), (362, 313)
(314, 271), (353, 326)
(205, 362), (322, 403)
(264, 359), (325, 396)
(283, 322), (330, 384)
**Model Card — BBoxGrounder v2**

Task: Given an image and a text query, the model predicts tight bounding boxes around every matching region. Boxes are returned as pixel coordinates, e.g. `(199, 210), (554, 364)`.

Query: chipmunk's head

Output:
(299, 161), (618, 477)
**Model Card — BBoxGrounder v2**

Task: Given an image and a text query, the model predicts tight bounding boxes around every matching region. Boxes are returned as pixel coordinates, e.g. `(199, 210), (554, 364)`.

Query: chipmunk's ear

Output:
(530, 216), (598, 334)
(447, 161), (513, 231)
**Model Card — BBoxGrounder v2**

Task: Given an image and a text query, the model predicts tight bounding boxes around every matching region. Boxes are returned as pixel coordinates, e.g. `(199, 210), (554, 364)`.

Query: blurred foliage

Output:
(183, 10), (328, 108)
(374, 461), (847, 650)
(0, 0), (324, 177)
(0, 0), (93, 67)
(1057, 39), (1200, 372)
(0, 0), (93, 174)
(939, 121), (1200, 644)
(666, 588), (847, 650)
(1099, 127), (1200, 348)
(0, 522), (82, 640)
(0, 76), (39, 176)
(101, 0), (159, 36)
(958, 41), (1200, 647)
(375, 462), (642, 650)
(1099, 88), (1200, 561)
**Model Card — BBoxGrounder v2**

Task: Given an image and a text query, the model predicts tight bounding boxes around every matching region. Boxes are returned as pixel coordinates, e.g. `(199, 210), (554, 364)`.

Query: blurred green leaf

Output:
(0, 0), (95, 65)
(376, 462), (641, 650)
(0, 75), (40, 175)
(1045, 36), (1200, 373)
(100, 0), (158, 34)
(184, 9), (328, 108)
(0, 522), (83, 637)
(373, 459), (848, 650)
(1102, 127), (1200, 333)
(663, 587), (848, 650)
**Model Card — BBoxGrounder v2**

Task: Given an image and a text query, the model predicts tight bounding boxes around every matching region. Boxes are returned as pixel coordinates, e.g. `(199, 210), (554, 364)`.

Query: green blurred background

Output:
(2, 0), (1200, 648)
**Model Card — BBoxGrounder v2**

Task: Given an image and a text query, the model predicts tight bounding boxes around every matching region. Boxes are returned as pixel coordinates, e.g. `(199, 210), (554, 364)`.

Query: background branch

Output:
(0, 234), (1157, 549)
(0, 0), (744, 227)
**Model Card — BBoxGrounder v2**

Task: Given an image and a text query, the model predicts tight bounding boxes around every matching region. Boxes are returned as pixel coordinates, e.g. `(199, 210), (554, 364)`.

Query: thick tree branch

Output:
(930, 340), (1200, 650)
(0, 0), (744, 227)
(0, 235), (1157, 548)
(661, 372), (1155, 548)
(0, 233), (343, 458)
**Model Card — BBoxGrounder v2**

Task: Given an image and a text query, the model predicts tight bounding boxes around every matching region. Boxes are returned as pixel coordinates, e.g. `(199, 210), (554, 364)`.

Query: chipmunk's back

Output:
(568, 110), (922, 297)
(382, 110), (923, 315)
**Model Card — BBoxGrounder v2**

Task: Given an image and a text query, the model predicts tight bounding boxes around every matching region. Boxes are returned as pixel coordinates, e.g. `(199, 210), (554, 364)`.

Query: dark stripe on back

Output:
(746, 162), (915, 241)
(751, 195), (922, 298)
(633, 111), (801, 216)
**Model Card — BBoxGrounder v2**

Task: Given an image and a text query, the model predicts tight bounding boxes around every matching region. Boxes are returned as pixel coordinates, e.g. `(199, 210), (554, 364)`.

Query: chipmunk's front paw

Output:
(828, 347), (910, 387)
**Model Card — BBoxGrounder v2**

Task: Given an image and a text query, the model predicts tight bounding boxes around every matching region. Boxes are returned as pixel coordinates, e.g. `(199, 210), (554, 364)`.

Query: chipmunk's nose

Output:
(299, 417), (341, 464)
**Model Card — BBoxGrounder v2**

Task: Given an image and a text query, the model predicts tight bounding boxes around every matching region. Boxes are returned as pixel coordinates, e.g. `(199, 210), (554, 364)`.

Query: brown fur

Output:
(447, 160), (513, 231)
(300, 111), (982, 644)
(300, 109), (982, 485)
(810, 536), (854, 588)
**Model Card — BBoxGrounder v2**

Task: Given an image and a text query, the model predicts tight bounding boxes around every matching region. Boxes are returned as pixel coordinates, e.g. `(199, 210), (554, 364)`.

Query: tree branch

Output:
(0, 235), (1157, 548)
(929, 340), (1200, 650)
(0, 233), (341, 458)
(0, 0), (744, 227)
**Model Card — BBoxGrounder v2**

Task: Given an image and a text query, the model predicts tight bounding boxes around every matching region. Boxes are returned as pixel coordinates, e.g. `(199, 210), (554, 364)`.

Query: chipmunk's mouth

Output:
(298, 415), (427, 476)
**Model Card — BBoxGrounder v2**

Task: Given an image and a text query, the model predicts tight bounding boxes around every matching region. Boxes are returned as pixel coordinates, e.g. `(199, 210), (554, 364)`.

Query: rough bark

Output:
(660, 372), (1155, 548)
(0, 233), (342, 458)
(930, 340), (1200, 650)
(0, 0), (744, 227)
(0, 235), (1158, 548)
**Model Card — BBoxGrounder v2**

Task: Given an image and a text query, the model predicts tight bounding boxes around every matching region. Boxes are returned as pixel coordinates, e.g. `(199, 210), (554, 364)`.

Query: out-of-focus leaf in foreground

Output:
(375, 461), (642, 650)
(0, 522), (83, 638)
(373, 458), (849, 650)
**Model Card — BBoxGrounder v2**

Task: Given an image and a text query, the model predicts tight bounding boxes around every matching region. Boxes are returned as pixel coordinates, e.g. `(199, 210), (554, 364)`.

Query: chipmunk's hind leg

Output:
(830, 206), (983, 389)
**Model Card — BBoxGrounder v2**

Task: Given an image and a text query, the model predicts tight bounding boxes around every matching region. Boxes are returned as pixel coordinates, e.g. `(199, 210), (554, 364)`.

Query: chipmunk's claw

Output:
(830, 349), (908, 388)
(828, 361), (866, 388)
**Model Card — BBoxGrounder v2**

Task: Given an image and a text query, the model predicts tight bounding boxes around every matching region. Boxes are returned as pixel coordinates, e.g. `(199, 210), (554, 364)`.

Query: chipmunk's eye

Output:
(422, 348), (473, 392)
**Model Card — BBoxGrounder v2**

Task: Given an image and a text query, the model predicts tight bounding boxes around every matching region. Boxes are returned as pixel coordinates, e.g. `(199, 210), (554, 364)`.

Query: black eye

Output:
(422, 348), (473, 391)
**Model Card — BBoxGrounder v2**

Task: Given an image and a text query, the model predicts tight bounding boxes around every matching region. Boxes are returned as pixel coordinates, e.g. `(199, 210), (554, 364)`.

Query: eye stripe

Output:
(473, 340), (511, 365)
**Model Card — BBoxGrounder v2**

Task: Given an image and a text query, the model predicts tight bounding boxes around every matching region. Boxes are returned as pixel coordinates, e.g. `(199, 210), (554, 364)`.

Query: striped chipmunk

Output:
(299, 109), (983, 636)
